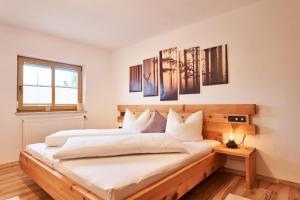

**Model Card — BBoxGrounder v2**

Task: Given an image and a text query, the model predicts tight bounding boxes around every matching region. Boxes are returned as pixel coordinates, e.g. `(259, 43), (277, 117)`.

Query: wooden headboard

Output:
(117, 104), (256, 143)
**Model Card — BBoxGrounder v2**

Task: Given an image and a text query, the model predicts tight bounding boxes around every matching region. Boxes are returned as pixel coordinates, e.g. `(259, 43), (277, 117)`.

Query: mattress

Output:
(26, 140), (220, 200)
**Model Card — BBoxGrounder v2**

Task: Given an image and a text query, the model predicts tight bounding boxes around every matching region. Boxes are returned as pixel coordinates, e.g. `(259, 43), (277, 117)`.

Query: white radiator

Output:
(22, 115), (85, 150)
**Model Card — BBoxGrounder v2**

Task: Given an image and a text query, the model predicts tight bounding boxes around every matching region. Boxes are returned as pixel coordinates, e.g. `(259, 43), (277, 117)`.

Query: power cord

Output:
(238, 134), (246, 147)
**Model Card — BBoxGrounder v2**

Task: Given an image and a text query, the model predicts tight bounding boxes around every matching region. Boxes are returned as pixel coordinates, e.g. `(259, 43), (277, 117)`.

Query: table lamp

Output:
(226, 132), (238, 148)
(226, 124), (246, 149)
(117, 116), (123, 129)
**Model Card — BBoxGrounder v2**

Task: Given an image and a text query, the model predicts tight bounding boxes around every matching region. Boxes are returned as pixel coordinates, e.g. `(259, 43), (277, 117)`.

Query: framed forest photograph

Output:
(179, 46), (200, 94)
(159, 47), (178, 101)
(201, 44), (228, 86)
(143, 57), (158, 96)
(129, 64), (142, 92)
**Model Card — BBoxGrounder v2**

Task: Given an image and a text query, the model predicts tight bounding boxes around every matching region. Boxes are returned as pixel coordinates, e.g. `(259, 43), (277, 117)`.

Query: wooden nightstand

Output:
(213, 145), (256, 189)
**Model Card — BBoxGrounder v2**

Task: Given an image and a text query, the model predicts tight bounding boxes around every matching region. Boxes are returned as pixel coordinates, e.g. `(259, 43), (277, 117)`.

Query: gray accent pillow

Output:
(141, 111), (167, 133)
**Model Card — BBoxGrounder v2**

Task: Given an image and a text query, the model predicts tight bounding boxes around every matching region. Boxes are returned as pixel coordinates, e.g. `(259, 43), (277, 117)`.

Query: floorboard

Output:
(0, 163), (299, 200)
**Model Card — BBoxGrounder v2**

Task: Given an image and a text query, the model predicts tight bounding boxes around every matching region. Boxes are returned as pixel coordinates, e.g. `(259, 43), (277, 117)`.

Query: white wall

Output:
(112, 0), (300, 183)
(0, 23), (116, 165)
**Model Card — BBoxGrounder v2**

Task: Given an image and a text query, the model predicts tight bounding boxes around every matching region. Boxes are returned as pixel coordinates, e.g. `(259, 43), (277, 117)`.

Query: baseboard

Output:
(0, 161), (19, 169)
(223, 167), (300, 189)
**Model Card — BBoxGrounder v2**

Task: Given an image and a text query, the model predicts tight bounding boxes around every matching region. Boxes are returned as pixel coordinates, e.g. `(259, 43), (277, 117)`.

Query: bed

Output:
(20, 104), (256, 200)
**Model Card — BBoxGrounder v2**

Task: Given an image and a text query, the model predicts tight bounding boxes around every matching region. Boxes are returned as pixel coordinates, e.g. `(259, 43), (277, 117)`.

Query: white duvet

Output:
(45, 128), (139, 147)
(53, 134), (186, 160)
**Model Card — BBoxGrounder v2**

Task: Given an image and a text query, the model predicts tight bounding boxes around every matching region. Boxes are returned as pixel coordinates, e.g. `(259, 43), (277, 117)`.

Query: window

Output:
(17, 56), (82, 112)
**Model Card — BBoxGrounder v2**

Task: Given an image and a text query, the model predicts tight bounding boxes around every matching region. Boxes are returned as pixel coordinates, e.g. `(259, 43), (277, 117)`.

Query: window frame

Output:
(17, 56), (82, 112)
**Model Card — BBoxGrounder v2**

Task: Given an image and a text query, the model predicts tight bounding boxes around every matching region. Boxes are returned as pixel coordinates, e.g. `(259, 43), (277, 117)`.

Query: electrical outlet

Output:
(228, 115), (247, 123)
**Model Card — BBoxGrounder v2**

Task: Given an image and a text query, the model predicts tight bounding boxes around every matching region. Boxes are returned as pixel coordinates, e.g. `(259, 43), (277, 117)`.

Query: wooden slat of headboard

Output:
(203, 122), (256, 135)
(117, 104), (256, 115)
(125, 111), (250, 125)
(202, 131), (223, 142)
(185, 104), (256, 115)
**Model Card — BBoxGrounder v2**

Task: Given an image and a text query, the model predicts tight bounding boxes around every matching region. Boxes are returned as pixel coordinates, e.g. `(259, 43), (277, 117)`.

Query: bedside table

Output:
(213, 145), (256, 189)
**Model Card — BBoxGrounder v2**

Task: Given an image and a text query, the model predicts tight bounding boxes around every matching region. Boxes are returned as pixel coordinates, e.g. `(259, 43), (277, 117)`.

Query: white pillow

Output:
(122, 109), (151, 131)
(53, 133), (186, 160)
(165, 109), (203, 141)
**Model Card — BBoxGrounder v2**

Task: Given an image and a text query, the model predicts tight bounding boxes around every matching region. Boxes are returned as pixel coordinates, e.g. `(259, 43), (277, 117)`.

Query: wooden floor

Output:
(181, 171), (300, 200)
(0, 163), (51, 200)
(0, 163), (299, 200)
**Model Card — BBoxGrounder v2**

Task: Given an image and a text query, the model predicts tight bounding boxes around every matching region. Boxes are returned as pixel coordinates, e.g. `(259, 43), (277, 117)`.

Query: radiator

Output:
(22, 115), (85, 150)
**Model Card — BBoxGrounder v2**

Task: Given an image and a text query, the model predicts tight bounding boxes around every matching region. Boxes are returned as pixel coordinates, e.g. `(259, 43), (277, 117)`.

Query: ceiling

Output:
(0, 0), (260, 50)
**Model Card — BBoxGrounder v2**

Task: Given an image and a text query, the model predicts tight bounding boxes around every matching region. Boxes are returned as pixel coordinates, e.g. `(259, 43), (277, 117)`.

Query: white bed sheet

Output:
(26, 140), (220, 200)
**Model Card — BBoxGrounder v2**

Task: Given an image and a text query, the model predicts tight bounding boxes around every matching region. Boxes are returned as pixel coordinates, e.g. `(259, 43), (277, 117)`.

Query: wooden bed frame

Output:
(20, 104), (256, 200)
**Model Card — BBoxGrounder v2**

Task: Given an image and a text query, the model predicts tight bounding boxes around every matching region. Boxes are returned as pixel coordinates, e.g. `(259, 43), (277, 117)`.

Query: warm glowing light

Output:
(118, 122), (123, 128)
(117, 116), (123, 128)
(229, 132), (235, 141)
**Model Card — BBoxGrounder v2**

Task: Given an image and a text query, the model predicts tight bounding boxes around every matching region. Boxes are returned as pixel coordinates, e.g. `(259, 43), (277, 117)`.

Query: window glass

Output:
(23, 63), (52, 104)
(23, 86), (52, 104)
(55, 87), (78, 104)
(55, 68), (78, 104)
